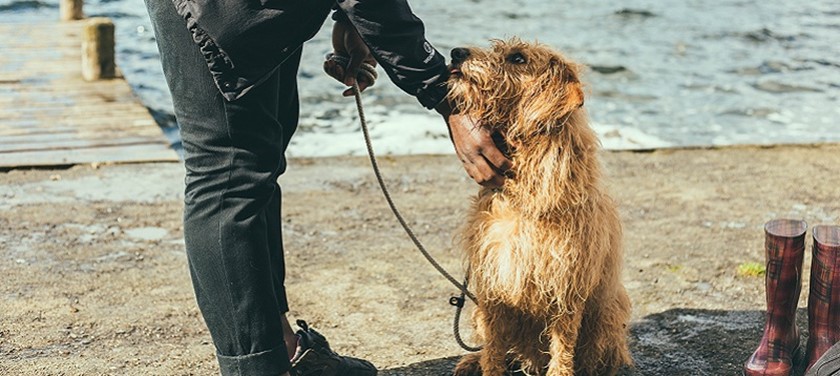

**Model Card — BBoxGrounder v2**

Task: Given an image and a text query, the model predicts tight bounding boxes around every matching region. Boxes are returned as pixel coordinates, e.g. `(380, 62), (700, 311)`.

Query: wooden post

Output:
(82, 18), (116, 81)
(60, 0), (84, 21)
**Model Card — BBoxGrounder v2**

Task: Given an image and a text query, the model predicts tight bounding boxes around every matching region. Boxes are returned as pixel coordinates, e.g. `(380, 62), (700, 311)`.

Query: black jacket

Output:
(172, 0), (449, 109)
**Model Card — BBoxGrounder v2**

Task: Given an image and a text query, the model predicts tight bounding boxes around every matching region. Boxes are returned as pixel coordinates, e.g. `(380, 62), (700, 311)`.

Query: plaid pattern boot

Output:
(806, 225), (840, 372)
(744, 219), (807, 376)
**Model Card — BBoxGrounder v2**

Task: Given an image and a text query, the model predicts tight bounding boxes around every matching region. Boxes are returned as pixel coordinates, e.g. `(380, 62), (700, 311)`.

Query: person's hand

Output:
(437, 101), (512, 188)
(324, 20), (377, 97)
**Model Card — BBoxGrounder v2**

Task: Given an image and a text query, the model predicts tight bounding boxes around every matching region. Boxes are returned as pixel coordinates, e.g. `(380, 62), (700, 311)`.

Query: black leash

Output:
(333, 54), (482, 350)
(350, 80), (477, 303)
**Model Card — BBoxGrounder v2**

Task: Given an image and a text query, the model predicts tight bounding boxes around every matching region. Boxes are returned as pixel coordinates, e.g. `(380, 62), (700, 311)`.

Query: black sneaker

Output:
(289, 320), (378, 376)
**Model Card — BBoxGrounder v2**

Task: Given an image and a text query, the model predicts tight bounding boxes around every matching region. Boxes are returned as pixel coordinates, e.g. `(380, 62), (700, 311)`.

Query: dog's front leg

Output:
(468, 304), (509, 376)
(479, 338), (510, 376)
(453, 352), (482, 376)
(546, 309), (585, 376)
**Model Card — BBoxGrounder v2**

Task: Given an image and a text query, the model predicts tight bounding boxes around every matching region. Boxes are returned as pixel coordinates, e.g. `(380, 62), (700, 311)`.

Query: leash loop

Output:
(449, 296), (466, 308)
(452, 281), (482, 353)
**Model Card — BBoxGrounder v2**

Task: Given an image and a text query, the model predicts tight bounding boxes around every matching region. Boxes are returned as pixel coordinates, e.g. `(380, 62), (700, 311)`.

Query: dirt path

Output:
(2, 144), (839, 375)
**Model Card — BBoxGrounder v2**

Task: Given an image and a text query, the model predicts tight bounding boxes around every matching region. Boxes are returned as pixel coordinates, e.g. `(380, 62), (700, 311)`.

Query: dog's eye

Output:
(507, 52), (527, 65)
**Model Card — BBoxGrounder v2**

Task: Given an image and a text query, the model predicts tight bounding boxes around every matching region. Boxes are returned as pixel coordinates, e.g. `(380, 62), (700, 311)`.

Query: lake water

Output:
(4, 0), (839, 156)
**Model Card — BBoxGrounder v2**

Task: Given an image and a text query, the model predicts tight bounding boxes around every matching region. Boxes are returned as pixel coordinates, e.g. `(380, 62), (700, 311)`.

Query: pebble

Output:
(124, 227), (168, 241)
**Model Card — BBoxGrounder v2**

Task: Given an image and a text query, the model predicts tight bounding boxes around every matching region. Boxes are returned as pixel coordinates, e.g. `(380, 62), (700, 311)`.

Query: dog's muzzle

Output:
(449, 47), (471, 76)
(450, 47), (471, 64)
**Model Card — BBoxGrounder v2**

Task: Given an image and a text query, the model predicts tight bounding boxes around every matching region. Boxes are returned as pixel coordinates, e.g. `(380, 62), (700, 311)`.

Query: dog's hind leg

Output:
(546, 310), (585, 376)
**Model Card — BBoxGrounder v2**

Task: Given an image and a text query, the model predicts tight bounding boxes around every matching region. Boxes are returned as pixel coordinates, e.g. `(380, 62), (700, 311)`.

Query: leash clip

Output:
(449, 296), (466, 308)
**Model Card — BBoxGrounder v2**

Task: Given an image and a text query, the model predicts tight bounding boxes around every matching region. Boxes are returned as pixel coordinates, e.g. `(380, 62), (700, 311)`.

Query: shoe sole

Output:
(742, 343), (804, 376)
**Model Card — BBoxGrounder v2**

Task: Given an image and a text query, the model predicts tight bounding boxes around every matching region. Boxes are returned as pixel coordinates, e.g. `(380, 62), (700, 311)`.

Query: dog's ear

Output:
(521, 58), (584, 129)
(558, 59), (585, 110)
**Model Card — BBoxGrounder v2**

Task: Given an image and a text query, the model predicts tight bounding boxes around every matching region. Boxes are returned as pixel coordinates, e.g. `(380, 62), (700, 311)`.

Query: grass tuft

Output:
(737, 262), (766, 277)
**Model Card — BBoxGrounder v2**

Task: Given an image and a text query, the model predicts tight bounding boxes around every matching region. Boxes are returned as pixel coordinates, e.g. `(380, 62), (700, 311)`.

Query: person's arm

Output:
(332, 0), (448, 109)
(327, 0), (511, 187)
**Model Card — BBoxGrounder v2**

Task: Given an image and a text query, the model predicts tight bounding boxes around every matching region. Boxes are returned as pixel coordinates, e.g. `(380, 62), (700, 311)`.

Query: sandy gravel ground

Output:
(2, 144), (839, 375)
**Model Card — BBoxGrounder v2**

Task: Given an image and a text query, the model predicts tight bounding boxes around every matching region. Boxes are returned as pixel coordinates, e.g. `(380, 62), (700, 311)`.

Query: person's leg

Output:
(145, 0), (300, 374)
(262, 50), (303, 359)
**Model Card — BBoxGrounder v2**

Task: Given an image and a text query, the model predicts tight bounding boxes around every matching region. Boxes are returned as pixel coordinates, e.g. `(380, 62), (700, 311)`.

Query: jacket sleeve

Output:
(333, 0), (449, 109)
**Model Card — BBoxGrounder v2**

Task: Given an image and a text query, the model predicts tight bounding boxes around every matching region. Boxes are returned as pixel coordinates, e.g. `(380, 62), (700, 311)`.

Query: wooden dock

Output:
(0, 20), (178, 168)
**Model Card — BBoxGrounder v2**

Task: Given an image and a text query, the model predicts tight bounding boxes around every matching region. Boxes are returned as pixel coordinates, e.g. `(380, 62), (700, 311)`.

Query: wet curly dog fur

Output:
(447, 39), (633, 376)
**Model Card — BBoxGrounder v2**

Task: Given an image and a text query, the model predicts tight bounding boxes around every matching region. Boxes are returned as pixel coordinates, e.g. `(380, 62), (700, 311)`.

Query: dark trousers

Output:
(145, 0), (300, 374)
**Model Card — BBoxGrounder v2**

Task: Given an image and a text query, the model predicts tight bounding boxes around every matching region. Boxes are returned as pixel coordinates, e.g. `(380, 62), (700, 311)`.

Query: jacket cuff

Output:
(417, 78), (450, 110)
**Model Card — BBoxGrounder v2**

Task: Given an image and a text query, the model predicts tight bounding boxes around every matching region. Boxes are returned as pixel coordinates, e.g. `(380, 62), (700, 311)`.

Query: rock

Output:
(752, 80), (822, 93)
(614, 8), (657, 18)
(590, 65), (629, 74)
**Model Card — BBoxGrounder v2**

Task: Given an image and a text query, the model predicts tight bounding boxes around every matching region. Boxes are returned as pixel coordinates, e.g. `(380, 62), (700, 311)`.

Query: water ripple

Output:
(0, 0), (54, 12)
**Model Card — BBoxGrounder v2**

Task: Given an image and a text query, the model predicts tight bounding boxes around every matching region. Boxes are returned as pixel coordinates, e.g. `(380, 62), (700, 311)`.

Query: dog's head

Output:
(447, 39), (584, 140)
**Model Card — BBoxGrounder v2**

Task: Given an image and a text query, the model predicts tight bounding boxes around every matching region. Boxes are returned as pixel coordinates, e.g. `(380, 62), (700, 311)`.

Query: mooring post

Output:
(82, 18), (116, 81)
(60, 0), (84, 21)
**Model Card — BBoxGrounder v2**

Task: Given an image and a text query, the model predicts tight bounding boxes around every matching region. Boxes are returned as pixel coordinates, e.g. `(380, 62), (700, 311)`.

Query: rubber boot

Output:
(805, 225), (840, 372)
(745, 219), (807, 376)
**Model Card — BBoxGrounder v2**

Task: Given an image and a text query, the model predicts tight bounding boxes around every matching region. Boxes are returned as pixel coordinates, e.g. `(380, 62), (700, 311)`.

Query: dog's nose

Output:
(450, 48), (471, 64)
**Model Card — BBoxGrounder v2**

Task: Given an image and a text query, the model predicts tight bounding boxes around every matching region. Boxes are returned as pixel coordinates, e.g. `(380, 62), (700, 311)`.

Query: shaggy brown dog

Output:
(448, 39), (633, 376)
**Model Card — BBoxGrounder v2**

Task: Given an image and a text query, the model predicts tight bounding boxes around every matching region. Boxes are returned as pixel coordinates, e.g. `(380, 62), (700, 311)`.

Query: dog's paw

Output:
(453, 353), (482, 376)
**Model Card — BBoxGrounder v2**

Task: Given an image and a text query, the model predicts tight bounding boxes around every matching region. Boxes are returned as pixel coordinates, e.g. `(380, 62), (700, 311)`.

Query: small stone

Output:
(725, 222), (746, 229)
(695, 282), (712, 292)
(125, 227), (169, 240)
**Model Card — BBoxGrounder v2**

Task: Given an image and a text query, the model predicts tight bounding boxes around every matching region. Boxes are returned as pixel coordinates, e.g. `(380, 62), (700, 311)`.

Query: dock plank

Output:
(0, 20), (177, 168)
(1, 144), (181, 167)
(0, 136), (167, 153)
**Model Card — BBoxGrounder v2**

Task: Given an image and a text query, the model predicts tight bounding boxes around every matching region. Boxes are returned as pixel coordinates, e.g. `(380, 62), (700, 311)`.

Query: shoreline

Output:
(5, 138), (839, 172)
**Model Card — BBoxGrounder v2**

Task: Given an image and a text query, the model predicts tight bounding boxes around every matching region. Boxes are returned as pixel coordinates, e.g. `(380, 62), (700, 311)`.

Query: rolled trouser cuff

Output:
(217, 344), (291, 376)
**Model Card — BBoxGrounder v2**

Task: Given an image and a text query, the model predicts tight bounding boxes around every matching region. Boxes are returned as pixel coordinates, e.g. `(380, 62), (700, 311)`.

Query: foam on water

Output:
(290, 111), (451, 157)
(290, 107), (674, 157)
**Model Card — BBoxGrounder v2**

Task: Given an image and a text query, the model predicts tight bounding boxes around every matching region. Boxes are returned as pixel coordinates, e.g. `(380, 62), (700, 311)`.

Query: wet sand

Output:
(2, 144), (839, 375)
